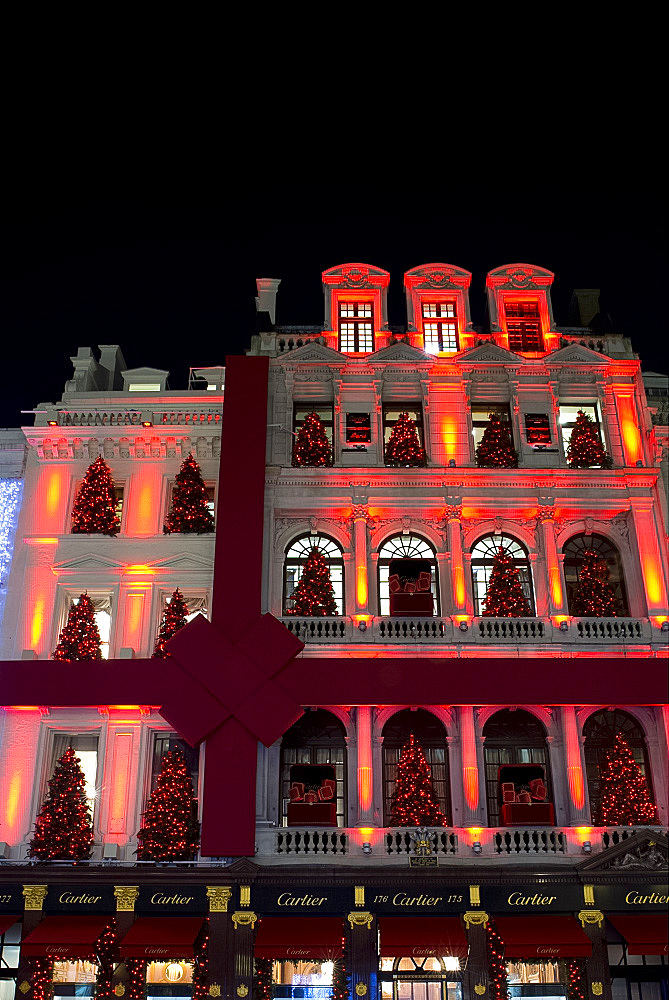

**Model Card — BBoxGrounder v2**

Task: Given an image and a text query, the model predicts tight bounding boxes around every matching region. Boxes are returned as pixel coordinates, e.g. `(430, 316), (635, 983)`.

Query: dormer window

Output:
(422, 302), (458, 353)
(505, 301), (543, 352)
(338, 301), (374, 353)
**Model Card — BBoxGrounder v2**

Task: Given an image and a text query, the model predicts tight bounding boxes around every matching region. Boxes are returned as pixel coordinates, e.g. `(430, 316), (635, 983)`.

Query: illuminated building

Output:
(0, 266), (667, 1000)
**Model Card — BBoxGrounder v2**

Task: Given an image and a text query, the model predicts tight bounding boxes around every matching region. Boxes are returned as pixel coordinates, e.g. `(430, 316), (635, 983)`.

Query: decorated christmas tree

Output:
(389, 733), (447, 826)
(52, 593), (103, 661)
(570, 549), (620, 617)
(285, 548), (338, 617)
(163, 453), (215, 534)
(292, 412), (332, 467)
(475, 413), (518, 468)
(567, 961), (586, 1000)
(254, 958), (273, 1000)
(384, 412), (426, 467)
(71, 456), (121, 535)
(31, 959), (54, 1000)
(482, 548), (532, 618)
(137, 746), (200, 860)
(331, 955), (349, 1000)
(487, 919), (509, 1000)
(192, 921), (209, 1000)
(566, 410), (612, 468)
(126, 960), (145, 1000)
(28, 745), (93, 860)
(94, 922), (118, 1000)
(153, 588), (190, 657)
(597, 734), (657, 825)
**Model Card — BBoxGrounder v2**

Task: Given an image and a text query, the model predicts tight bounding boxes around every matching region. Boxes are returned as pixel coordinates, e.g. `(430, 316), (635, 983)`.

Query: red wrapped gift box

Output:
(287, 802), (337, 826)
(500, 802), (555, 826)
(390, 592), (433, 616)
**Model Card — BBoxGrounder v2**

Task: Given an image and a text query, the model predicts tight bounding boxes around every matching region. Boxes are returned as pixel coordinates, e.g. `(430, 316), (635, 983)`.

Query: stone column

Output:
(372, 732), (385, 827)
(347, 911), (377, 1000)
(231, 911), (257, 1000)
(579, 911), (611, 1000)
(538, 509), (568, 616)
(345, 734), (358, 828)
(463, 907), (489, 1000)
(352, 507), (370, 615)
(459, 707), (484, 826)
(356, 707), (374, 826)
(447, 510), (468, 615)
(629, 498), (669, 616)
(545, 734), (568, 826)
(560, 707), (590, 824)
(206, 887), (235, 1000)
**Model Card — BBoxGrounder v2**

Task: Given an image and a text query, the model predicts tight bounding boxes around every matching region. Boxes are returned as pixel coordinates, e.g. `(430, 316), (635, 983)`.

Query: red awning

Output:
(0, 915), (20, 936)
(608, 915), (669, 955)
(21, 916), (111, 958)
(495, 917), (591, 958)
(119, 918), (204, 959)
(379, 918), (467, 958)
(254, 918), (343, 960)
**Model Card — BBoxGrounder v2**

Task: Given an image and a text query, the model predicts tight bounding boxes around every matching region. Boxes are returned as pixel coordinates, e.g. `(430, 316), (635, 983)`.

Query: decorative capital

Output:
(354, 885), (365, 907)
(463, 911), (489, 928)
(444, 504), (462, 522)
(474, 986), (487, 996)
(469, 885), (481, 907)
(355, 985), (368, 996)
(236, 986), (249, 997)
(347, 911), (374, 929)
(22, 885), (48, 911)
(232, 911), (258, 929)
(578, 909), (604, 928)
(114, 886), (139, 912)
(207, 886), (233, 912)
(208, 986), (221, 998)
(591, 984), (603, 996)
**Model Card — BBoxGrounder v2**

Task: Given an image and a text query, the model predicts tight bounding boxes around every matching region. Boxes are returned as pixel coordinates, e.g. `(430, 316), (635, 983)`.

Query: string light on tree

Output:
(482, 548), (532, 618)
(285, 547), (338, 617)
(292, 412), (332, 467)
(28, 745), (93, 860)
(95, 922), (118, 1000)
(384, 412), (426, 467)
(126, 959), (145, 1000)
(475, 413), (518, 468)
(71, 456), (121, 535)
(137, 746), (200, 860)
(567, 961), (586, 1000)
(52, 593), (103, 661)
(31, 959), (54, 1000)
(566, 410), (612, 468)
(486, 918), (509, 1000)
(389, 733), (447, 827)
(163, 453), (215, 534)
(254, 957), (273, 1000)
(192, 921), (209, 1000)
(153, 588), (190, 657)
(597, 733), (657, 825)
(570, 549), (620, 617)
(331, 944), (349, 1000)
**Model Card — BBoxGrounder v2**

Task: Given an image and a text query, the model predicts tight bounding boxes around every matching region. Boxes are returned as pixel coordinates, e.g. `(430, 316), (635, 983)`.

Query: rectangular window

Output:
(280, 747), (346, 827)
(383, 745), (449, 825)
(62, 594), (112, 659)
(293, 403), (334, 446)
(558, 403), (603, 453)
(47, 732), (100, 815)
(345, 412), (371, 444)
(338, 301), (374, 353)
(166, 482), (216, 520)
(524, 413), (552, 445)
(505, 301), (543, 351)
(112, 485), (124, 521)
(151, 733), (200, 794)
(422, 301), (458, 353)
(471, 404), (512, 451)
(382, 404), (425, 449)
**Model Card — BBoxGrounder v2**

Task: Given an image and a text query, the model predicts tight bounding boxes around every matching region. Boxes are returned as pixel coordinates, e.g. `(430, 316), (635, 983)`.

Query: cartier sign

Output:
(593, 884), (669, 911)
(484, 885), (584, 912)
(44, 885), (116, 913)
(0, 886), (22, 912)
(136, 886), (208, 914)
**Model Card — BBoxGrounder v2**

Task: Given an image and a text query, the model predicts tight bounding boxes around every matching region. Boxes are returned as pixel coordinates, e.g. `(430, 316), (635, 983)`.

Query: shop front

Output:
(254, 917), (344, 998)
(378, 917), (466, 1000)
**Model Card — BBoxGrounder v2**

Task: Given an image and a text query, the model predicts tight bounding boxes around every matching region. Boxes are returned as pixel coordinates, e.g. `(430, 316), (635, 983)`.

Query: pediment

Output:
(547, 344), (609, 366)
(370, 342), (432, 363)
(457, 343), (520, 365)
(578, 828), (668, 873)
(152, 552), (214, 571)
(225, 857), (262, 874)
(55, 552), (124, 571)
(281, 341), (346, 365)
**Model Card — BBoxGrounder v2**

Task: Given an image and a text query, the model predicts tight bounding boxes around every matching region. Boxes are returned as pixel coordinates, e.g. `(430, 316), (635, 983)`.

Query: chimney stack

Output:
(255, 278), (281, 327)
(569, 289), (601, 327)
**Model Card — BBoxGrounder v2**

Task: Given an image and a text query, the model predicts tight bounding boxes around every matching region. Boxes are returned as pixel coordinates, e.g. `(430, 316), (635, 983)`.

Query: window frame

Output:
(292, 401), (335, 456)
(382, 403), (426, 456)
(279, 709), (347, 828)
(482, 709), (551, 828)
(558, 401), (604, 457)
(421, 300), (459, 353)
(377, 534), (439, 617)
(338, 300), (374, 354)
(470, 403), (514, 453)
(504, 299), (544, 352)
(57, 590), (114, 660)
(470, 534), (535, 617)
(165, 479), (216, 521)
(381, 708), (451, 826)
(41, 729), (102, 824)
(563, 533), (628, 616)
(150, 731), (201, 797)
(283, 533), (345, 616)
(583, 709), (653, 825)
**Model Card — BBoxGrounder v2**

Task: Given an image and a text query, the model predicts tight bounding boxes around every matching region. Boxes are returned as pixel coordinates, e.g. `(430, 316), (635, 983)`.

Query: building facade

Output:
(0, 264), (667, 1000)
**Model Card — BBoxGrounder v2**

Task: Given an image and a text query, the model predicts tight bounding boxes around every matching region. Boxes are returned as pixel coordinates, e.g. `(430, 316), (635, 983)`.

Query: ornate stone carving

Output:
(610, 515), (630, 539)
(469, 885), (481, 906)
(114, 886), (139, 912)
(354, 886), (365, 907)
(463, 911), (489, 928)
(232, 912), (258, 928)
(474, 986), (486, 996)
(206, 886), (232, 912)
(578, 909), (604, 928)
(409, 827), (436, 856)
(444, 504), (462, 522)
(355, 985), (368, 996)
(22, 885), (48, 910)
(609, 841), (666, 870)
(348, 912), (374, 928)
(591, 984), (603, 996)
(236, 986), (249, 997)
(342, 266), (371, 288)
(208, 986), (221, 997)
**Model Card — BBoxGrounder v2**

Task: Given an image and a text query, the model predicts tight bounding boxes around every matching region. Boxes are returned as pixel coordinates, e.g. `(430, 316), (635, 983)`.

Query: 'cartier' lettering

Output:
(507, 892), (557, 907)
(625, 891), (669, 905)
(277, 893), (327, 907)
(150, 893), (194, 906)
(59, 892), (102, 904)
(393, 893), (443, 907)
(537, 947), (560, 955)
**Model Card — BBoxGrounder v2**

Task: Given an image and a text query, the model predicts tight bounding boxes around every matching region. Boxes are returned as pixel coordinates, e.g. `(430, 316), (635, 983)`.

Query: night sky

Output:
(1, 169), (665, 429)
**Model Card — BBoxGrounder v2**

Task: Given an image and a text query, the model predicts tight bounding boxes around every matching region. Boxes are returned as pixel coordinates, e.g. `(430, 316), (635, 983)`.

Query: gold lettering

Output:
(277, 893), (327, 907)
(392, 893), (443, 907)
(625, 891), (669, 905)
(507, 892), (557, 906)
(150, 893), (194, 905)
(58, 892), (102, 905)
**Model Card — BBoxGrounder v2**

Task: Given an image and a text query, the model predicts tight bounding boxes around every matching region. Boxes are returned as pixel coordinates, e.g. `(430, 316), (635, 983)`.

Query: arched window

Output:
(280, 709), (347, 827)
(470, 534), (534, 616)
(381, 709), (450, 825)
(583, 709), (652, 824)
(283, 534), (344, 615)
(563, 533), (628, 615)
(378, 534), (439, 616)
(482, 709), (551, 827)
